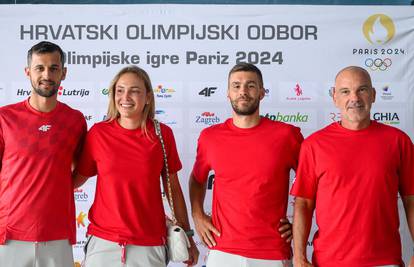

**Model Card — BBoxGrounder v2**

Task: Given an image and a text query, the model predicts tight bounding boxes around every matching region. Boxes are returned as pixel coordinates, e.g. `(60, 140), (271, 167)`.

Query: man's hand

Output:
(409, 255), (414, 267)
(279, 218), (292, 242)
(293, 257), (314, 267)
(193, 213), (220, 248)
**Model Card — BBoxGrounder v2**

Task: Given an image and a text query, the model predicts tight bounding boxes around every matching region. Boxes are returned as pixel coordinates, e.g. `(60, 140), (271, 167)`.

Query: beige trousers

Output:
(83, 235), (167, 267)
(0, 239), (73, 267)
(207, 249), (293, 267)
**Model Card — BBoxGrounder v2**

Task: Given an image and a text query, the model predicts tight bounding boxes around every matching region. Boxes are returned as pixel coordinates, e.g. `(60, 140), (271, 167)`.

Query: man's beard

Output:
(32, 80), (59, 98)
(230, 96), (260, 116)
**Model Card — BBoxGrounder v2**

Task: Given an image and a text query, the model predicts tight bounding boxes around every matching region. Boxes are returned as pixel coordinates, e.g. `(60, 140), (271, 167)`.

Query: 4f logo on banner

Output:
(38, 125), (51, 132)
(199, 87), (217, 97)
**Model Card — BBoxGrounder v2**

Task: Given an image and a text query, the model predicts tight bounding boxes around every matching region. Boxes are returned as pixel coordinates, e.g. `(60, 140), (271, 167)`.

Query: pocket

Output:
(83, 235), (93, 255)
(163, 245), (169, 266)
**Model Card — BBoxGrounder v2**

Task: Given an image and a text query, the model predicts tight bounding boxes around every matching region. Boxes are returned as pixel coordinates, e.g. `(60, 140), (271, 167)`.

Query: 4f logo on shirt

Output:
(38, 125), (52, 132)
(199, 87), (217, 97)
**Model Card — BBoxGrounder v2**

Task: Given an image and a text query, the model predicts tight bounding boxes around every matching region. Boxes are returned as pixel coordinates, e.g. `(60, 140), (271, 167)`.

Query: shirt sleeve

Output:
(290, 139), (318, 199)
(0, 119), (4, 172)
(75, 126), (98, 178)
(191, 129), (211, 184)
(398, 133), (414, 196)
(161, 123), (182, 174)
(74, 115), (87, 163)
(290, 126), (305, 171)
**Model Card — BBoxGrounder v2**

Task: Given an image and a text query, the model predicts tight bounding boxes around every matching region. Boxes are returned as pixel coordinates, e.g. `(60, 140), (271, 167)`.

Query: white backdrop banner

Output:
(0, 4), (413, 267)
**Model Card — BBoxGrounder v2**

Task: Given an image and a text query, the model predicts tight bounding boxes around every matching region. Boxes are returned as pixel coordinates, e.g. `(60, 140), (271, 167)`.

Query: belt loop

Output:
(119, 242), (127, 265)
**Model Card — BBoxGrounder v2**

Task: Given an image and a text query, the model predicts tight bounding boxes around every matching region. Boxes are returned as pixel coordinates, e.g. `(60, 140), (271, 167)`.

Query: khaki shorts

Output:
(83, 235), (167, 267)
(207, 250), (292, 267)
(0, 239), (73, 267)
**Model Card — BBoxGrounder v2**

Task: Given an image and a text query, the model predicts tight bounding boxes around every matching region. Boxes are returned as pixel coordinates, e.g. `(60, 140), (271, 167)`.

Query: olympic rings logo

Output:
(365, 58), (392, 71)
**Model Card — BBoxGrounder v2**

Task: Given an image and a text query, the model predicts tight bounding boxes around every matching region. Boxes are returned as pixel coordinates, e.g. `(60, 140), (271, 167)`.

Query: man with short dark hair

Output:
(291, 66), (414, 267)
(0, 41), (86, 267)
(189, 63), (303, 267)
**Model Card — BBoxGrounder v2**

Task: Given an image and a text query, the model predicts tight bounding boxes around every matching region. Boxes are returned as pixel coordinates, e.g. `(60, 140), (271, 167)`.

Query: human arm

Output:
(162, 172), (199, 266)
(402, 195), (414, 267)
(293, 197), (315, 267)
(73, 172), (90, 189)
(189, 173), (220, 248)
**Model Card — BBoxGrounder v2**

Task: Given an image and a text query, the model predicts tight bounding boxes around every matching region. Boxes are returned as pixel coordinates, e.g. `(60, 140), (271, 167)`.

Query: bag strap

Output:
(153, 119), (177, 224)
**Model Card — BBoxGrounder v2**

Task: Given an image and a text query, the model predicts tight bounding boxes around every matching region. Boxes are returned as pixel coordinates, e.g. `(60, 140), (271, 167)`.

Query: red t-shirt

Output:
(76, 119), (182, 246)
(0, 99), (86, 244)
(192, 117), (303, 260)
(291, 121), (414, 267)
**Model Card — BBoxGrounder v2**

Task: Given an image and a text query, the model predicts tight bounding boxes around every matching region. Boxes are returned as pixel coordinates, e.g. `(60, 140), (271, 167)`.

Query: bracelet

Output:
(185, 229), (195, 237)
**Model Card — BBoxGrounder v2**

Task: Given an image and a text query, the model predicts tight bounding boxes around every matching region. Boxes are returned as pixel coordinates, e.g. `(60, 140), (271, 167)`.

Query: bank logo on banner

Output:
(260, 109), (316, 129)
(189, 109), (226, 129)
(153, 82), (183, 102)
(278, 82), (318, 102)
(97, 83), (110, 104)
(155, 108), (183, 128)
(362, 14), (395, 45)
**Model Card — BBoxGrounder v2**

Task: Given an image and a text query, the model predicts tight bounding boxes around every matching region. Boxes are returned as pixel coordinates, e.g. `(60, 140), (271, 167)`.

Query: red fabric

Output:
(0, 99), (86, 244)
(291, 121), (413, 267)
(76, 119), (182, 246)
(192, 118), (303, 260)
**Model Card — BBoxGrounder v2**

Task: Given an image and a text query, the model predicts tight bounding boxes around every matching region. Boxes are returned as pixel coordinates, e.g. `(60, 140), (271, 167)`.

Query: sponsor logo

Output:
(58, 86), (90, 97)
(38, 125), (51, 132)
(155, 109), (178, 126)
(262, 112), (308, 123)
(16, 88), (31, 96)
(195, 112), (220, 126)
(154, 84), (175, 98)
(76, 211), (87, 228)
(329, 112), (341, 122)
(101, 88), (109, 95)
(84, 115), (93, 121)
(363, 14), (395, 45)
(74, 188), (89, 202)
(74, 240), (87, 249)
(264, 88), (270, 97)
(380, 85), (393, 100)
(328, 87), (334, 97)
(364, 57), (392, 71)
(198, 87), (217, 97)
(286, 83), (311, 101)
(352, 15), (404, 57)
(373, 112), (400, 125)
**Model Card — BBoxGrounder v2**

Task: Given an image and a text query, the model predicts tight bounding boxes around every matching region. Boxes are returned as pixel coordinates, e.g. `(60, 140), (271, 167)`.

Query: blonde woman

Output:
(74, 65), (198, 267)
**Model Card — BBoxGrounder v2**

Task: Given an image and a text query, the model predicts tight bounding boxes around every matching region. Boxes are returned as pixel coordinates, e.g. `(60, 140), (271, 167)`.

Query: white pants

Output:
(0, 239), (73, 267)
(207, 250), (292, 267)
(83, 235), (167, 267)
